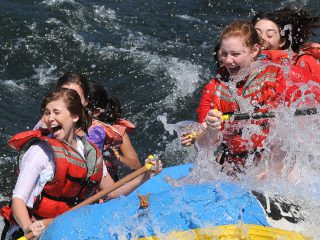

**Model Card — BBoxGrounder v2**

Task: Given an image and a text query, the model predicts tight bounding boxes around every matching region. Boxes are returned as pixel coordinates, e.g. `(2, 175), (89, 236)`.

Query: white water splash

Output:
(176, 15), (202, 23)
(0, 80), (25, 90)
(93, 5), (117, 21)
(41, 0), (76, 6)
(33, 64), (57, 85)
(156, 57), (320, 238)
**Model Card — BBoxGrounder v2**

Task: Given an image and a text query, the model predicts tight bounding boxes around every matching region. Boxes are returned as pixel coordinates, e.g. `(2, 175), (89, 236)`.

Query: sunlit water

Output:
(1, 0), (320, 238)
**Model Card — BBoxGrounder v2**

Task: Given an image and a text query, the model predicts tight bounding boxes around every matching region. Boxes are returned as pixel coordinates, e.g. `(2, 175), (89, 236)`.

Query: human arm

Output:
(11, 142), (53, 235)
(112, 132), (141, 170)
(11, 198), (32, 233)
(98, 157), (162, 198)
(195, 109), (223, 148)
(196, 80), (217, 123)
(180, 80), (217, 147)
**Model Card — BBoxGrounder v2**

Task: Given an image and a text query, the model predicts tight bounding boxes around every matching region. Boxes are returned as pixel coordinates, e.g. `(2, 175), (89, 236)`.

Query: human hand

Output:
(205, 109), (222, 133)
(145, 155), (163, 177)
(28, 220), (46, 237)
(180, 132), (196, 147)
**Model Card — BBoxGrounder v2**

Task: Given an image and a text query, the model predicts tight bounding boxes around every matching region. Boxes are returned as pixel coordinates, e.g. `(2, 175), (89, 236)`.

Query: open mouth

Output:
(228, 66), (240, 75)
(51, 125), (62, 137)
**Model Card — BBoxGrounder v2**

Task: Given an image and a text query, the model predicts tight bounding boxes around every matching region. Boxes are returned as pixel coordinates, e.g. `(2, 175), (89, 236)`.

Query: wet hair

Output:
(106, 94), (123, 123)
(213, 42), (221, 68)
(55, 72), (90, 105)
(87, 81), (123, 124)
(252, 4), (320, 52)
(41, 88), (92, 133)
(220, 21), (261, 51)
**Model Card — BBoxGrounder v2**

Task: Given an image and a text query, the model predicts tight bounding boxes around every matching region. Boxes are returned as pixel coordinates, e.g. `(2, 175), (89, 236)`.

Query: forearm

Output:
(107, 173), (149, 198)
(195, 123), (221, 148)
(118, 155), (141, 169)
(12, 198), (32, 232)
(117, 134), (141, 169)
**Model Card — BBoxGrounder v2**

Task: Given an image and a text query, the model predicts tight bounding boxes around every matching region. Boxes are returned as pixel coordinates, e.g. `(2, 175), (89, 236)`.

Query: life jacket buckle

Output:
(66, 197), (82, 206)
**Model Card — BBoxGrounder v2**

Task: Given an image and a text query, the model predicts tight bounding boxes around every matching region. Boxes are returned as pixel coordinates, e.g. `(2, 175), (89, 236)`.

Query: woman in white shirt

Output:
(3, 88), (161, 239)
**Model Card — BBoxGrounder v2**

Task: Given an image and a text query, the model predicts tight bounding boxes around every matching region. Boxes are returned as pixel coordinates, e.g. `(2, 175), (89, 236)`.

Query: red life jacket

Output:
(197, 64), (312, 164)
(261, 44), (320, 83)
(3, 130), (103, 220)
(260, 49), (296, 65)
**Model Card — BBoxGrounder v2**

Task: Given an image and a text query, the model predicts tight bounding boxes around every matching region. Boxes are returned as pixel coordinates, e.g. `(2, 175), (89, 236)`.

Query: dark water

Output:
(1, 0), (320, 203)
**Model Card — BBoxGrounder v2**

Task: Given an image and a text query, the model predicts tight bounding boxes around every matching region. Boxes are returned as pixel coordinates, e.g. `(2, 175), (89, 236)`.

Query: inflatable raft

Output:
(40, 164), (307, 239)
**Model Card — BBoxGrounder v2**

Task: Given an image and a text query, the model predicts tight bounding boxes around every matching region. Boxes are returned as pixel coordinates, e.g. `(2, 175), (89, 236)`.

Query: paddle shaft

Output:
(20, 163), (152, 240)
(222, 107), (317, 121)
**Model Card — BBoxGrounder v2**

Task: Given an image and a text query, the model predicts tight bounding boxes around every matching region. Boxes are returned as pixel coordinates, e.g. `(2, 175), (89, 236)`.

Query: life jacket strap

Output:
(66, 175), (97, 188)
(36, 192), (85, 207)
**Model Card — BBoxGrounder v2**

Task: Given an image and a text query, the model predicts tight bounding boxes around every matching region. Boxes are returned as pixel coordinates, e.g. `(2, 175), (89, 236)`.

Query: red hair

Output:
(221, 21), (261, 51)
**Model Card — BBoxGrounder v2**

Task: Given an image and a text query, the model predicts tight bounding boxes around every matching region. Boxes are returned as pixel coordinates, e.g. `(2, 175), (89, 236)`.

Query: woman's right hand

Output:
(205, 109), (223, 133)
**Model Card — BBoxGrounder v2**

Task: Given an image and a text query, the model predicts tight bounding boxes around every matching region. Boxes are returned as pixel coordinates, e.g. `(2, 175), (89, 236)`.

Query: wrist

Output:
(23, 226), (31, 234)
(206, 128), (222, 145)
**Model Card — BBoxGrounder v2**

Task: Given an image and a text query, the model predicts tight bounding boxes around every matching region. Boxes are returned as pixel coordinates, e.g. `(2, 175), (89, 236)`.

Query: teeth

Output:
(51, 125), (61, 132)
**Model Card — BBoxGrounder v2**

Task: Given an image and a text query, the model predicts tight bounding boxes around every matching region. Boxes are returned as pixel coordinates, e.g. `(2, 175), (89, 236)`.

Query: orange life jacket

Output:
(2, 130), (103, 220)
(90, 119), (135, 147)
(89, 119), (135, 181)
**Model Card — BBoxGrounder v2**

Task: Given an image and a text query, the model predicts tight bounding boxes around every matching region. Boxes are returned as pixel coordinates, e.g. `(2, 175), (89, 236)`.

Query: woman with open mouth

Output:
(2, 88), (162, 239)
(34, 72), (141, 182)
(193, 21), (320, 176)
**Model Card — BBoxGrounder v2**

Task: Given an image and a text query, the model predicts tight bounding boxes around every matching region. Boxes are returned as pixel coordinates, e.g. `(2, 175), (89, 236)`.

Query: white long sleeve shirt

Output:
(12, 138), (106, 208)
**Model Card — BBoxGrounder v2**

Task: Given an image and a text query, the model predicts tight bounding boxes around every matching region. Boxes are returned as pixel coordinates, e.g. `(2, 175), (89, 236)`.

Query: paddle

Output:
(18, 161), (154, 240)
(221, 107), (317, 121)
(186, 107), (318, 140)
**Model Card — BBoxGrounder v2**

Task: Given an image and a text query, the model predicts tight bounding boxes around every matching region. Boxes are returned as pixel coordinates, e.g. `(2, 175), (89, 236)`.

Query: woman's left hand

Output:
(28, 220), (46, 237)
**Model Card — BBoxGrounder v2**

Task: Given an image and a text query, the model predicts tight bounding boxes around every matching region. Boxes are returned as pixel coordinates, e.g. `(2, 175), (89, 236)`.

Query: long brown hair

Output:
(41, 88), (92, 133)
(87, 81), (123, 124)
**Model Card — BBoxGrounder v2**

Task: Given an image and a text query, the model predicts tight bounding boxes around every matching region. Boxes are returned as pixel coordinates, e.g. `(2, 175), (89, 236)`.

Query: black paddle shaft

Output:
(230, 107), (317, 121)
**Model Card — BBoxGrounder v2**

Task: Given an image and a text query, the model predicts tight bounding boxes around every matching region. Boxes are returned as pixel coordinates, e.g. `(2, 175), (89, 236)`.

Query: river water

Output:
(1, 0), (320, 237)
